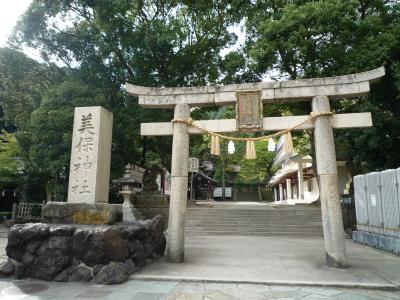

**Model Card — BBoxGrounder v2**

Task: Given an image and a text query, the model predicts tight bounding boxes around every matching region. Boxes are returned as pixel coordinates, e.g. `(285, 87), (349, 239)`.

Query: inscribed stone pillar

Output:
(67, 106), (113, 204)
(312, 96), (348, 268)
(167, 104), (190, 263)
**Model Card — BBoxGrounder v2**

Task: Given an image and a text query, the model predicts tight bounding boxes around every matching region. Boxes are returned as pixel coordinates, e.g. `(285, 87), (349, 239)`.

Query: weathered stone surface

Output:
(94, 262), (129, 285)
(19, 223), (50, 242)
(6, 244), (25, 261)
(127, 239), (146, 267)
(50, 225), (76, 236)
(92, 264), (104, 276)
(114, 222), (150, 240)
(54, 266), (72, 282)
(0, 259), (14, 276)
(7, 224), (25, 247)
(150, 215), (165, 237)
(73, 228), (129, 266)
(121, 259), (138, 275)
(3, 215), (165, 284)
(14, 261), (27, 279)
(26, 241), (41, 254)
(21, 252), (35, 267)
(42, 202), (122, 225)
(150, 215), (167, 256)
(142, 236), (155, 258)
(154, 234), (167, 256)
(70, 265), (93, 282)
(31, 236), (72, 280)
(67, 106), (113, 204)
(127, 67), (385, 107)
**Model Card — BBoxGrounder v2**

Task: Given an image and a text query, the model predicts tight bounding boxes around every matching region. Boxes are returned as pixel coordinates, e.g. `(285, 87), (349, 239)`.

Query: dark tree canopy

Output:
(0, 0), (399, 201)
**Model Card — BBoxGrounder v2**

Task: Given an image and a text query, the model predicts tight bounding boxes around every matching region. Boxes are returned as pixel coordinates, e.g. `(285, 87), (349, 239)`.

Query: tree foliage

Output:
(1, 0), (400, 201)
(0, 131), (22, 189)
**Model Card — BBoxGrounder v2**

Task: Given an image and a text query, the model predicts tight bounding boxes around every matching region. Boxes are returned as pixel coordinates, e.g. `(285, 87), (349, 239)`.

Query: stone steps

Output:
(185, 206), (323, 237)
(185, 231), (323, 236)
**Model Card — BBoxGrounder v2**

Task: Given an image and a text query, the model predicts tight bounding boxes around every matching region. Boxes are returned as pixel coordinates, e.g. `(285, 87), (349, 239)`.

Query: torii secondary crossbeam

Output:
(126, 67), (385, 268)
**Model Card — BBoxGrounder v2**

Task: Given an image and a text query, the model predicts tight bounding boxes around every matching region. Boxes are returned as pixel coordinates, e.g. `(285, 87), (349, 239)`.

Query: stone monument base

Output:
(0, 216), (166, 284)
(42, 202), (122, 225)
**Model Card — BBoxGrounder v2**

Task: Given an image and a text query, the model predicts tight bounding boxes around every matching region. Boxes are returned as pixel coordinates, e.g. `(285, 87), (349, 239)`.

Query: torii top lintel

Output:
(125, 67), (385, 109)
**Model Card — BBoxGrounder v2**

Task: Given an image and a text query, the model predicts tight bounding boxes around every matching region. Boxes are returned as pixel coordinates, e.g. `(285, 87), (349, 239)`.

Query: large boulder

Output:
(0, 259), (15, 276)
(19, 223), (50, 242)
(154, 234), (167, 256)
(13, 261), (28, 279)
(126, 238), (146, 267)
(7, 224), (25, 247)
(31, 236), (72, 280)
(94, 261), (129, 285)
(50, 225), (76, 236)
(54, 266), (73, 282)
(6, 223), (51, 261)
(73, 228), (129, 266)
(2, 215), (166, 284)
(69, 265), (93, 282)
(113, 222), (150, 241)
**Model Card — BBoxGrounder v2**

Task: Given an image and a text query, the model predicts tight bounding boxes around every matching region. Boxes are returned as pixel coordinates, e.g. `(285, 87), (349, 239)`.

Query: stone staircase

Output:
(185, 205), (323, 237)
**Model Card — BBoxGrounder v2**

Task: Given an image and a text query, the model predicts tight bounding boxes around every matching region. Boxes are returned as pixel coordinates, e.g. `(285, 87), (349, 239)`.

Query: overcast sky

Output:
(0, 0), (33, 46)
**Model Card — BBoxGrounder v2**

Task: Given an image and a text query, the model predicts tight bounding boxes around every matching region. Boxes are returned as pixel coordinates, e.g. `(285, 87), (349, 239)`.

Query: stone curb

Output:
(131, 275), (399, 291)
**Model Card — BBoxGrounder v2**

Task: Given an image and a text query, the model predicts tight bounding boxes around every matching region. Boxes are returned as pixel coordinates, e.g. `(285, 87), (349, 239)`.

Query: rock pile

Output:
(0, 215), (166, 284)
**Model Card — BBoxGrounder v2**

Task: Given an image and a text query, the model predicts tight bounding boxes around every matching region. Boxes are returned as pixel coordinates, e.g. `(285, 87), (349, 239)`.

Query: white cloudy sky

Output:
(0, 1), (266, 78)
(0, 0), (33, 46)
(0, 1), (245, 52)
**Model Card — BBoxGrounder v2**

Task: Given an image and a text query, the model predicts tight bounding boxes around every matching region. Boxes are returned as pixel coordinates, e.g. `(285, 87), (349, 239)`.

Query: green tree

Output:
(2, 0), (240, 200)
(0, 131), (22, 189)
(244, 0), (400, 173)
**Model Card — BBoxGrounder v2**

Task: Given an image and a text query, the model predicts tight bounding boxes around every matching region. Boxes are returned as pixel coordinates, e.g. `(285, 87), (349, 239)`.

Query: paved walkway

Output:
(0, 279), (400, 300)
(1, 225), (400, 298)
(133, 236), (400, 290)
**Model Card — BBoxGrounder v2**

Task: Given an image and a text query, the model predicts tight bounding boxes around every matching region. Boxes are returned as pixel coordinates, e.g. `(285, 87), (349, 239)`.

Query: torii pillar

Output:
(313, 95), (347, 267)
(126, 67), (385, 267)
(168, 104), (190, 262)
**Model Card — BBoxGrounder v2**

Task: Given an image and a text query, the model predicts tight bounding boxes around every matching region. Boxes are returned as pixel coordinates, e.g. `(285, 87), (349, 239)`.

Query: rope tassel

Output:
(210, 135), (220, 156)
(245, 141), (257, 159)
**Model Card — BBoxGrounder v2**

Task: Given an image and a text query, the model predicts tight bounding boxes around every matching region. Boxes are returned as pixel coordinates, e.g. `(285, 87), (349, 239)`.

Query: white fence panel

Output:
(366, 172), (383, 234)
(380, 169), (399, 237)
(354, 175), (368, 232)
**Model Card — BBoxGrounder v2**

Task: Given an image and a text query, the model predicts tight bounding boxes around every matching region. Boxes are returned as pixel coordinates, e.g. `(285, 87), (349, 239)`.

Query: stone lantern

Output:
(113, 164), (142, 222)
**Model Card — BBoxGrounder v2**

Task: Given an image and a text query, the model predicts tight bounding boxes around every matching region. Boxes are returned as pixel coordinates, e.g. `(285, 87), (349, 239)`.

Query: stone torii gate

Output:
(126, 67), (385, 268)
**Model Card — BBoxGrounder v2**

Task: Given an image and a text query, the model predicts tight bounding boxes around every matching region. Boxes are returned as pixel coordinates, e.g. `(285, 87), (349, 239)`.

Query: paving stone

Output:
(335, 292), (377, 300)
(347, 289), (400, 300)
(269, 286), (300, 292)
(223, 287), (266, 300)
(172, 292), (204, 300)
(181, 282), (206, 294)
(237, 283), (270, 293)
(264, 290), (310, 299)
(300, 295), (331, 300)
(300, 287), (343, 296)
(75, 290), (113, 298)
(206, 290), (237, 300)
(131, 292), (166, 300)
(205, 283), (237, 292)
